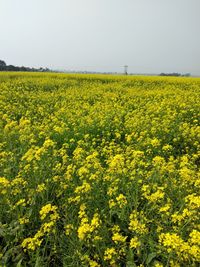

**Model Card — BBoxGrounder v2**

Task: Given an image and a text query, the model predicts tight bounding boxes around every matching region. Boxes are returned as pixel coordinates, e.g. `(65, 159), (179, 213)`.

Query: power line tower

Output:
(124, 65), (128, 75)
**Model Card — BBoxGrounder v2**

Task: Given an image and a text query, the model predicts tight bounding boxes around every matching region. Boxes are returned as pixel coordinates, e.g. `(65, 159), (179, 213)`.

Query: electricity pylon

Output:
(124, 65), (128, 75)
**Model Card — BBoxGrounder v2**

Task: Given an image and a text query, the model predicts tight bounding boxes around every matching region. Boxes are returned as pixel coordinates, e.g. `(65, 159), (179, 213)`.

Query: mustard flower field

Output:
(0, 72), (200, 266)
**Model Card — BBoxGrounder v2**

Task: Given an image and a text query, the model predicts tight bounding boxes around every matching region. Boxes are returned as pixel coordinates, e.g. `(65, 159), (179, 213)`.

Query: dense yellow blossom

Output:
(0, 72), (199, 266)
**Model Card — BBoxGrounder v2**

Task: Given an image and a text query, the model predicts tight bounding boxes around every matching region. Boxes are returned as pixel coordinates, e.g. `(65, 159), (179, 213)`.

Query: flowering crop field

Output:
(0, 72), (200, 267)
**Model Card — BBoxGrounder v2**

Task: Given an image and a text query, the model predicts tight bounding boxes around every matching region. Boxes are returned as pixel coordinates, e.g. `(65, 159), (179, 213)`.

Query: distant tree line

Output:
(0, 60), (51, 72)
(160, 72), (191, 77)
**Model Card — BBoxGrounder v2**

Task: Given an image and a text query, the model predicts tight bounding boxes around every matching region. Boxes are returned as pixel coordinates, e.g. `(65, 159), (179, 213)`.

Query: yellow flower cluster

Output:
(39, 203), (59, 221)
(129, 211), (148, 234)
(159, 232), (200, 261)
(77, 204), (101, 241)
(22, 204), (59, 251)
(111, 225), (127, 244)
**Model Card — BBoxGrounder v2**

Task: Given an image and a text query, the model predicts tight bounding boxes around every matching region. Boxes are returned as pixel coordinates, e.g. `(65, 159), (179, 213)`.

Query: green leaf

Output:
(146, 252), (157, 265)
(126, 261), (137, 267)
(35, 256), (43, 267)
(16, 259), (23, 267)
(126, 249), (137, 267)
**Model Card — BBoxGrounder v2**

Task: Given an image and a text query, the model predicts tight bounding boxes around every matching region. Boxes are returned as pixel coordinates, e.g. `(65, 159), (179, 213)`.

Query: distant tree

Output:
(160, 72), (181, 77)
(6, 65), (17, 71)
(182, 73), (191, 77)
(20, 66), (28, 71)
(0, 60), (52, 72)
(0, 60), (6, 67)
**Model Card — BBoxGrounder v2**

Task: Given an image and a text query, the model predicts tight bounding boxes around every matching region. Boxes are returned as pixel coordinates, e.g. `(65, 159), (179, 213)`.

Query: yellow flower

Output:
(152, 156), (165, 167)
(65, 224), (74, 236)
(151, 138), (160, 147)
(89, 260), (100, 267)
(116, 194), (127, 208)
(185, 194), (200, 209)
(19, 217), (29, 225)
(109, 199), (116, 208)
(104, 247), (117, 265)
(130, 237), (140, 249)
(22, 231), (43, 251)
(147, 189), (165, 202)
(112, 232), (127, 243)
(13, 198), (26, 209)
(154, 263), (163, 267)
(158, 232), (200, 260)
(77, 213), (101, 241)
(169, 260), (180, 267)
(189, 229), (200, 244)
(129, 212), (148, 234)
(36, 183), (46, 193)
(78, 222), (91, 240)
(91, 213), (101, 229)
(159, 204), (170, 213)
(75, 181), (91, 194)
(0, 177), (10, 186)
(39, 204), (59, 220)
(109, 154), (125, 171)
(0, 176), (10, 194)
(42, 221), (55, 233)
(162, 144), (172, 151)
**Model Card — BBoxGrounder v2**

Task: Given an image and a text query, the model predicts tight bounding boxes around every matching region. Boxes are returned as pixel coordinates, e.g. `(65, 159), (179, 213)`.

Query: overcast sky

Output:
(0, 0), (199, 74)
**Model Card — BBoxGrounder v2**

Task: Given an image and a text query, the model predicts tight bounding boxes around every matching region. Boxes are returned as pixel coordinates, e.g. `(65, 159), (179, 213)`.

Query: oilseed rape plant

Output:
(0, 72), (200, 266)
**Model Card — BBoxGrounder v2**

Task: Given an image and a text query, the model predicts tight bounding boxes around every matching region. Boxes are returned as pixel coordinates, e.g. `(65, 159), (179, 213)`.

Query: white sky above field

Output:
(0, 0), (200, 75)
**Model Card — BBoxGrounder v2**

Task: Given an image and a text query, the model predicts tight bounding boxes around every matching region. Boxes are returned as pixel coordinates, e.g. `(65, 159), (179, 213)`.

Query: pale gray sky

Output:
(0, 0), (200, 74)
